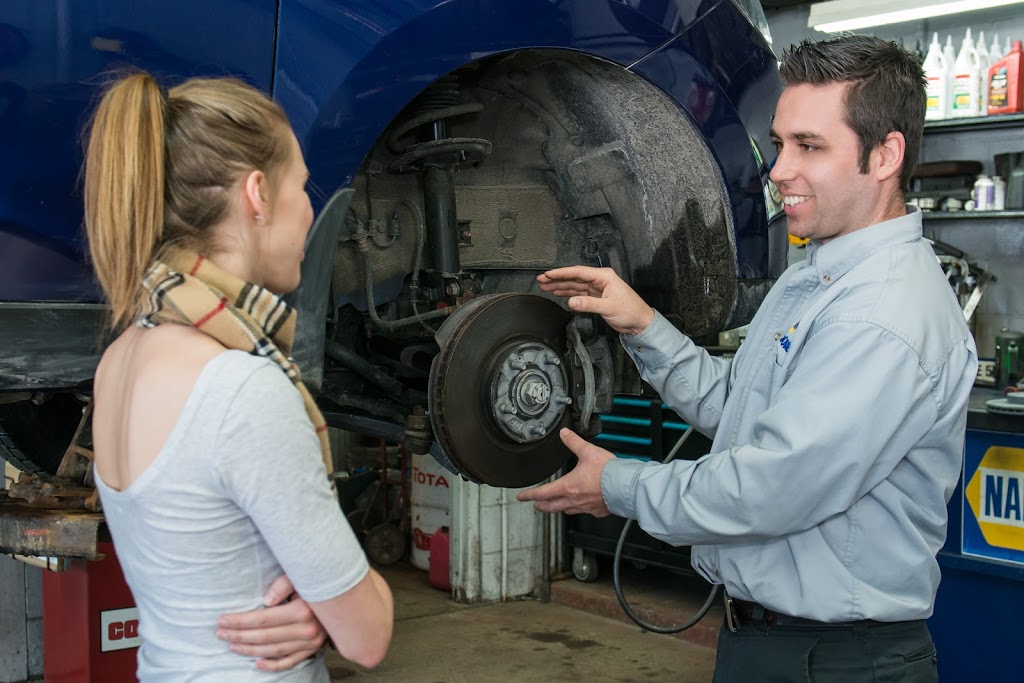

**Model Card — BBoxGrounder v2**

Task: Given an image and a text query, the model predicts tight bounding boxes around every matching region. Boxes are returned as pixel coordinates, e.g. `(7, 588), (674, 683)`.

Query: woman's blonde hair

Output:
(83, 73), (293, 330)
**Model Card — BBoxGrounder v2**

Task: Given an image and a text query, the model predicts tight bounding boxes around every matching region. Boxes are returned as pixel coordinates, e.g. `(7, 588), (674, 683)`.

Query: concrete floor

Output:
(326, 561), (718, 682)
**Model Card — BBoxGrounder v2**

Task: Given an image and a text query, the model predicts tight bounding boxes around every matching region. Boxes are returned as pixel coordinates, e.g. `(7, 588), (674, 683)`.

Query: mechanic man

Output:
(519, 35), (977, 681)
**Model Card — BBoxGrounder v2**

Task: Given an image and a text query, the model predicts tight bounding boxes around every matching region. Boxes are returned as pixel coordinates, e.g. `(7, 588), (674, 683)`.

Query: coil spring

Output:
(386, 75), (489, 165)
(417, 75), (459, 112)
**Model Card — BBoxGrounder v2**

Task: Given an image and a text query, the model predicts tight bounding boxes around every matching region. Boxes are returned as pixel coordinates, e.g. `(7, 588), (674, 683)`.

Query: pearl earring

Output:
(255, 214), (263, 222)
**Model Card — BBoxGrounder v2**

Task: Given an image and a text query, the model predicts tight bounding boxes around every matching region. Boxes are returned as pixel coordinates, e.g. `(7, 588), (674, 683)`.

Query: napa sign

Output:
(965, 444), (1024, 564)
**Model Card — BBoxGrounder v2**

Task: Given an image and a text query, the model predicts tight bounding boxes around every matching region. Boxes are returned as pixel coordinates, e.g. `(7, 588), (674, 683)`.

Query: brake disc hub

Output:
(427, 293), (575, 487)
(491, 342), (571, 443)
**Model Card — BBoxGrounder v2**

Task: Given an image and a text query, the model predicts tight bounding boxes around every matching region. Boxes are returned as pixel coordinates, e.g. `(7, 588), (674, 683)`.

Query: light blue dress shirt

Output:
(602, 207), (977, 622)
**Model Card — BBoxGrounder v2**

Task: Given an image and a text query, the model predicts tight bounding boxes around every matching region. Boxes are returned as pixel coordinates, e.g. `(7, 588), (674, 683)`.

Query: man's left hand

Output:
(217, 575), (326, 671)
(517, 428), (614, 517)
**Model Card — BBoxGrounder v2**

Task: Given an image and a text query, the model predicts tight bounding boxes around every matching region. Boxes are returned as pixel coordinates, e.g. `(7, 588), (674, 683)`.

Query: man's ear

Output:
(874, 131), (905, 183)
(243, 169), (269, 221)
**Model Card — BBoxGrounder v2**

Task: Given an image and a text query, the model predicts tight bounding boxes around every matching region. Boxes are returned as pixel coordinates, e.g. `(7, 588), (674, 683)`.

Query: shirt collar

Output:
(805, 206), (922, 287)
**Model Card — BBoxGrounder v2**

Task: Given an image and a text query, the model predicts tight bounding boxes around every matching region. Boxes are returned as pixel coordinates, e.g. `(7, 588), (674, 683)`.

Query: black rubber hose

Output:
(612, 425), (720, 633)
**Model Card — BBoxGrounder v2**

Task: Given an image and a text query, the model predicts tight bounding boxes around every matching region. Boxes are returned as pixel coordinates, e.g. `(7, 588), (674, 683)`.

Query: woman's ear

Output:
(243, 169), (270, 222)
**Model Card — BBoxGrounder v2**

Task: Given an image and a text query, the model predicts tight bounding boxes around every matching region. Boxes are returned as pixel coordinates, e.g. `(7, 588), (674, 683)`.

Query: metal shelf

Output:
(921, 210), (1024, 221)
(923, 113), (1024, 134)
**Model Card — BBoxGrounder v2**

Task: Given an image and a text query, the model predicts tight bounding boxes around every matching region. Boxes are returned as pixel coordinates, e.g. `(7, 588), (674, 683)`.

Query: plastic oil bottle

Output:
(989, 40), (1024, 114)
(924, 33), (950, 120)
(951, 29), (981, 118)
(978, 31), (991, 117)
(991, 33), (1003, 61)
(943, 35), (957, 117)
(925, 33), (946, 118)
(973, 174), (995, 211)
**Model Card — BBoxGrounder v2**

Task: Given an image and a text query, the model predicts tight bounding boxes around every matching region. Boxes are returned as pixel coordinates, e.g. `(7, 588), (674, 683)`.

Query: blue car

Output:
(0, 0), (783, 492)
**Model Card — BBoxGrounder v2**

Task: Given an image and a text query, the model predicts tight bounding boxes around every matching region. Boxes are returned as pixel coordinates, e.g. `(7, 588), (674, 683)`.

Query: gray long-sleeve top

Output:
(601, 208), (977, 622)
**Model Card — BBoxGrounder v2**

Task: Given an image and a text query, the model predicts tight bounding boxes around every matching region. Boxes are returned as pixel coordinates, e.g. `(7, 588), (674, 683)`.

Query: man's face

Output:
(769, 82), (889, 243)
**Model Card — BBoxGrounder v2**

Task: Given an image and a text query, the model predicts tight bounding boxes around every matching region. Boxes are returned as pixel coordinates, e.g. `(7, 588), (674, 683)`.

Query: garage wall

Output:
(1, 460), (43, 683)
(766, 4), (1024, 356)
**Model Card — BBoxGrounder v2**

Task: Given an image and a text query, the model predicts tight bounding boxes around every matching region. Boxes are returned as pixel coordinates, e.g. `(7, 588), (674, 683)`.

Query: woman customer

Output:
(84, 72), (393, 680)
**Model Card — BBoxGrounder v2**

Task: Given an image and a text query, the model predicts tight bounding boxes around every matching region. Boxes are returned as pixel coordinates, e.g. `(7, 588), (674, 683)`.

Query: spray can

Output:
(924, 33), (950, 120)
(973, 175), (995, 211)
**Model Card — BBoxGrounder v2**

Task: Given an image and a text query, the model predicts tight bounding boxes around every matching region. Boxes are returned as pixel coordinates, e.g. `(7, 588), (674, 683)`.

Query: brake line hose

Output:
(612, 425), (721, 633)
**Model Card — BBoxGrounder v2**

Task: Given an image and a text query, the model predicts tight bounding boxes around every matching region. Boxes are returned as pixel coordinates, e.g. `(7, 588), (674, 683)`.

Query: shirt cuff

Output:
(600, 457), (648, 519)
(619, 309), (664, 345)
(618, 311), (687, 374)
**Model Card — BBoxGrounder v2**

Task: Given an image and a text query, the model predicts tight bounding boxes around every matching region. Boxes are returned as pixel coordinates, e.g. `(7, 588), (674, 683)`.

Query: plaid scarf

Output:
(138, 248), (333, 480)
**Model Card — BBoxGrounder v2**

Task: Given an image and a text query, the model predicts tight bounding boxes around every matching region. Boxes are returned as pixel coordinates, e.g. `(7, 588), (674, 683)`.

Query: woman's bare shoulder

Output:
(97, 324), (227, 389)
(92, 325), (232, 490)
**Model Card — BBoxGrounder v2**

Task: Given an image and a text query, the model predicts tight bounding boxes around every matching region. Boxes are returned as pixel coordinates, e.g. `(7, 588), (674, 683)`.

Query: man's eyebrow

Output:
(769, 128), (827, 143)
(793, 132), (826, 143)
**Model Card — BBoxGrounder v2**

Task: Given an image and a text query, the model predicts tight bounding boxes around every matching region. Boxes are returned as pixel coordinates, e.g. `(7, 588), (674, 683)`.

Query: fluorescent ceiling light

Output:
(809, 0), (1024, 33)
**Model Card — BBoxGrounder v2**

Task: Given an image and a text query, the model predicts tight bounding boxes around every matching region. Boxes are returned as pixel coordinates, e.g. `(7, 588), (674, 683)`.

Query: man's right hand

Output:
(537, 266), (655, 336)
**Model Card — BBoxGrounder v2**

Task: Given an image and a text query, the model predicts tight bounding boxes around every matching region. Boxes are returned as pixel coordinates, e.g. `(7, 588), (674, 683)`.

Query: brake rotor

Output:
(428, 293), (574, 488)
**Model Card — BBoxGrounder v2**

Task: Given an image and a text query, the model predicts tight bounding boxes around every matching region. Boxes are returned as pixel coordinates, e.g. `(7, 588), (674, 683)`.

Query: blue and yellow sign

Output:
(963, 437), (1024, 565)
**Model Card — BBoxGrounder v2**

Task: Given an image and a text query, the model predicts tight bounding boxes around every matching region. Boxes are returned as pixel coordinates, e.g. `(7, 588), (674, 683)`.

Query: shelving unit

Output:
(923, 113), (1024, 134)
(922, 210), (1024, 221)
(919, 114), (1023, 220)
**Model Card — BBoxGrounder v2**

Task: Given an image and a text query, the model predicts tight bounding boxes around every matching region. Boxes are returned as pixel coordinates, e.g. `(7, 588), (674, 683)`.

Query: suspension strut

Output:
(388, 75), (491, 278)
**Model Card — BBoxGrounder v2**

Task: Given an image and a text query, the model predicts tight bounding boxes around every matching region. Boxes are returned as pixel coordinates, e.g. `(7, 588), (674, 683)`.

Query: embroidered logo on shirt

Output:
(779, 323), (799, 352)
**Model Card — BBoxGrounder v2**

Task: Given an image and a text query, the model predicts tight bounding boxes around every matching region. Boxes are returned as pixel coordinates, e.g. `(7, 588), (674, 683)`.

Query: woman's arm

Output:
(308, 568), (394, 668)
(217, 569), (394, 670)
(215, 360), (394, 668)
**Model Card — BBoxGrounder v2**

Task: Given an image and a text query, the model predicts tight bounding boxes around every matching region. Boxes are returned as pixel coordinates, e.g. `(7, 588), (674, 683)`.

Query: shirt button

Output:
(822, 274), (831, 283)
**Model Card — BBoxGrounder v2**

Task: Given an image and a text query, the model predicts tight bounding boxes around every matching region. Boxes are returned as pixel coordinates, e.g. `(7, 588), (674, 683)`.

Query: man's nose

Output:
(768, 150), (792, 186)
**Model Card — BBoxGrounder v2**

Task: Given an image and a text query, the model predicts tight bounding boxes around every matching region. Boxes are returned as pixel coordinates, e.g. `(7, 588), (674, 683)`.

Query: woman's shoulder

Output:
(97, 325), (280, 400)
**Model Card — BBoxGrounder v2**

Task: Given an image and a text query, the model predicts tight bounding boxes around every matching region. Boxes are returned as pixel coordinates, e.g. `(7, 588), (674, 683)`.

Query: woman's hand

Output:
(217, 574), (327, 672)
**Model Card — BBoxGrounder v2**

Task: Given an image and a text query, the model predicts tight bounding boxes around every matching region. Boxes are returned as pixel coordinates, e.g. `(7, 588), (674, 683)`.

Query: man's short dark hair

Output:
(779, 35), (926, 192)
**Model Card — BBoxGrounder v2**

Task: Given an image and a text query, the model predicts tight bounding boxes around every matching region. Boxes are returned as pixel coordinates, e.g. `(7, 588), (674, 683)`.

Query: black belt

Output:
(724, 595), (886, 632)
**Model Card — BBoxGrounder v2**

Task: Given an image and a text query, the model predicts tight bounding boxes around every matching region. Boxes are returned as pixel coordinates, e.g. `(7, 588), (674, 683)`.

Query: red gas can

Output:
(43, 542), (139, 683)
(428, 526), (451, 592)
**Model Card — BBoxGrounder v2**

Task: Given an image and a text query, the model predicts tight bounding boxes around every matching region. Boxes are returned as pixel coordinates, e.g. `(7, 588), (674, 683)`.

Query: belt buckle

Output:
(724, 593), (738, 633)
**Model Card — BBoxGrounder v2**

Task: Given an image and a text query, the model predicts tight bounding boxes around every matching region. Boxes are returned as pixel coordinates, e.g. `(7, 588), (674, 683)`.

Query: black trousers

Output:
(712, 614), (938, 682)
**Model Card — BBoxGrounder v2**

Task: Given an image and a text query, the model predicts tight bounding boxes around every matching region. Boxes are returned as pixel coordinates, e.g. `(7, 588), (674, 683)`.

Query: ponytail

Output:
(84, 73), (292, 330)
(84, 73), (166, 331)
